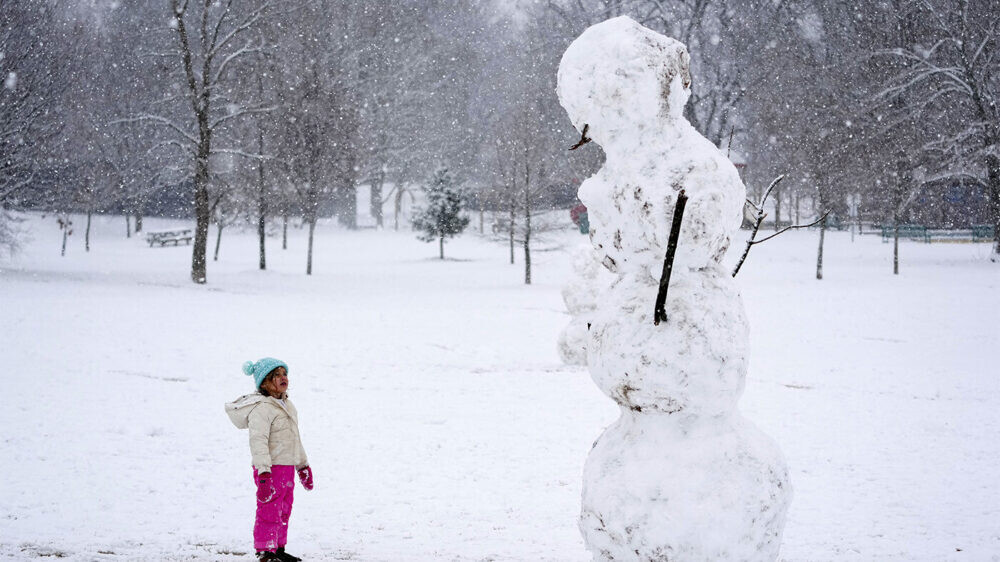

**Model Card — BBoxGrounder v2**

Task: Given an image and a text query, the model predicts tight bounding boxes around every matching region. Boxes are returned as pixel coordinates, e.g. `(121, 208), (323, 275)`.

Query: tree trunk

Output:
(174, 8), (212, 284)
(893, 223), (900, 275)
(258, 201), (266, 269)
(794, 191), (800, 224)
(850, 197), (856, 242)
(191, 150), (211, 284)
(524, 171), (532, 285)
(773, 186), (782, 231)
(371, 172), (384, 229)
(394, 185), (404, 231)
(816, 215), (826, 280)
(135, 213), (142, 233)
(306, 217), (316, 275)
(508, 203), (516, 265)
(893, 155), (908, 274)
(61, 228), (68, 257)
(214, 219), (223, 262)
(439, 235), (444, 259)
(85, 211), (92, 252)
(986, 152), (1000, 260)
(524, 233), (531, 284)
(508, 224), (515, 264)
(282, 213), (288, 250)
(125, 215), (131, 239)
(258, 130), (267, 270)
(523, 158), (535, 283)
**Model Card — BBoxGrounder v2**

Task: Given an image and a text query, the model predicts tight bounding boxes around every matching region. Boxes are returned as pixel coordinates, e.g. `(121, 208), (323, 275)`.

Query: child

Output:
(226, 358), (314, 562)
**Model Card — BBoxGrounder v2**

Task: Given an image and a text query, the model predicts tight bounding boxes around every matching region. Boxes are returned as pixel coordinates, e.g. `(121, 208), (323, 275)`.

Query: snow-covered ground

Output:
(1, 213), (997, 561)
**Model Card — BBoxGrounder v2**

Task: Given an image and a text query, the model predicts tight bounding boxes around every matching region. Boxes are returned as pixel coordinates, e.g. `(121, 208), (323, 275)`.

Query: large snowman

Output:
(556, 17), (791, 561)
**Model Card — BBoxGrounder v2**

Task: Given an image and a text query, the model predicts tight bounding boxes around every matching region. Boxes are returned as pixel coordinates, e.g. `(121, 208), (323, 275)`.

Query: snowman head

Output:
(557, 16), (691, 146)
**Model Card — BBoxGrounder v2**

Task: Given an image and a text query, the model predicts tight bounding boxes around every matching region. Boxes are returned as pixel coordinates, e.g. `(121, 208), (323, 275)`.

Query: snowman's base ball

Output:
(580, 412), (792, 562)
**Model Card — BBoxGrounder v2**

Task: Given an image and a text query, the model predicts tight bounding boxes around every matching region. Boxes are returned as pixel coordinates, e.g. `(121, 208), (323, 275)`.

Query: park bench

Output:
(880, 224), (995, 243)
(926, 229), (969, 241)
(146, 228), (194, 247)
(971, 225), (995, 242)
(926, 226), (996, 242)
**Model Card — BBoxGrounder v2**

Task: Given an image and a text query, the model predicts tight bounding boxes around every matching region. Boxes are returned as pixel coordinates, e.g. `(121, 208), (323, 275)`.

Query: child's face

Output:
(262, 367), (289, 397)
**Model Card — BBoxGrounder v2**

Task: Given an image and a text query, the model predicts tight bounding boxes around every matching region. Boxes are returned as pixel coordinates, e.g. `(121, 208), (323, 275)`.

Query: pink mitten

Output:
(256, 472), (276, 503)
(297, 466), (314, 491)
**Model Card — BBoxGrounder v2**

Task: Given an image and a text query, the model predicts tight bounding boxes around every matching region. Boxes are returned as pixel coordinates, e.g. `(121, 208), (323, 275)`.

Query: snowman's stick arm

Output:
(753, 211), (830, 244)
(732, 175), (785, 277)
(654, 189), (689, 326)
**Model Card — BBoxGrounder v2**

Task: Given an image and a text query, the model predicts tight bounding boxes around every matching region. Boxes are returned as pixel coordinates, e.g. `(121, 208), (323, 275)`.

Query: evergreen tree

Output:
(412, 167), (469, 259)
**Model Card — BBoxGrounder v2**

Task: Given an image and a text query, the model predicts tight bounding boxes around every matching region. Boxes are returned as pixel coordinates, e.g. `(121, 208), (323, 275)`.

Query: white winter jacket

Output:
(225, 393), (309, 473)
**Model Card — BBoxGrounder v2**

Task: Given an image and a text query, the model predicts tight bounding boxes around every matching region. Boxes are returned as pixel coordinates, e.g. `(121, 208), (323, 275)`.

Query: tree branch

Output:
(752, 211), (830, 245)
(209, 104), (276, 129)
(113, 114), (199, 146)
(732, 174), (783, 277)
(208, 1), (271, 59)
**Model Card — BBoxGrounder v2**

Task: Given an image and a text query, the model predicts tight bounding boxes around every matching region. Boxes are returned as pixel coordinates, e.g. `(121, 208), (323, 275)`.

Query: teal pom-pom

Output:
(242, 360), (255, 376)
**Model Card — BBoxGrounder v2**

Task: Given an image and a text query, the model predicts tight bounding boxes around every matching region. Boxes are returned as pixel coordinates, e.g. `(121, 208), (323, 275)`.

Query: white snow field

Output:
(1, 213), (997, 561)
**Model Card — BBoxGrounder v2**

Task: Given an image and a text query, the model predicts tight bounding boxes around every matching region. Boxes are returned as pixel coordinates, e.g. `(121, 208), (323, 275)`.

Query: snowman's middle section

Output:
(587, 267), (749, 420)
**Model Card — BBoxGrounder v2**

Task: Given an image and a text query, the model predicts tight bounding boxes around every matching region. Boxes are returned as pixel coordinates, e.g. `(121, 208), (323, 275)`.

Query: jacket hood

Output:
(225, 393), (265, 429)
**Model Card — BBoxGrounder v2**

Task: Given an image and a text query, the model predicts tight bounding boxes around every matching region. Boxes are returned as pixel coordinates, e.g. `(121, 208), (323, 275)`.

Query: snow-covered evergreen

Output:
(411, 167), (470, 259)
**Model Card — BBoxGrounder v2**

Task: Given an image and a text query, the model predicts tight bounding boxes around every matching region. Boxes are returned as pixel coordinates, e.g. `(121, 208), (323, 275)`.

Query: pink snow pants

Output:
(253, 465), (295, 552)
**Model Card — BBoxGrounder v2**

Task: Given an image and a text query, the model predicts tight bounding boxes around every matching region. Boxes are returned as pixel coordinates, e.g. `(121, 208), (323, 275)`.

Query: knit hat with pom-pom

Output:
(242, 357), (289, 390)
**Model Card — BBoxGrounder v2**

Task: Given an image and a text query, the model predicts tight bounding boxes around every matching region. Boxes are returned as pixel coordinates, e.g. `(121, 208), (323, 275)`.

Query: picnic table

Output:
(146, 228), (194, 247)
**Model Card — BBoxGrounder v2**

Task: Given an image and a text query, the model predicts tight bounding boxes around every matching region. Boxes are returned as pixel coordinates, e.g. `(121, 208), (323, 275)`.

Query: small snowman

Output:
(558, 243), (608, 365)
(557, 17), (791, 561)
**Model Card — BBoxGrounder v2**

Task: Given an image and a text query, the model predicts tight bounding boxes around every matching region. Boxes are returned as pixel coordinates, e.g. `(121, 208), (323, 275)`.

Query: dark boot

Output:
(256, 551), (280, 562)
(275, 547), (302, 562)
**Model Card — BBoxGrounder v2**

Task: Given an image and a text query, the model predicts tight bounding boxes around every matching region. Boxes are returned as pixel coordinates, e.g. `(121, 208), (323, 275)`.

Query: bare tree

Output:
(134, 0), (272, 283)
(272, 17), (359, 275)
(732, 175), (829, 277)
(0, 0), (66, 251)
(351, 2), (439, 229)
(492, 128), (571, 284)
(876, 0), (1000, 259)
